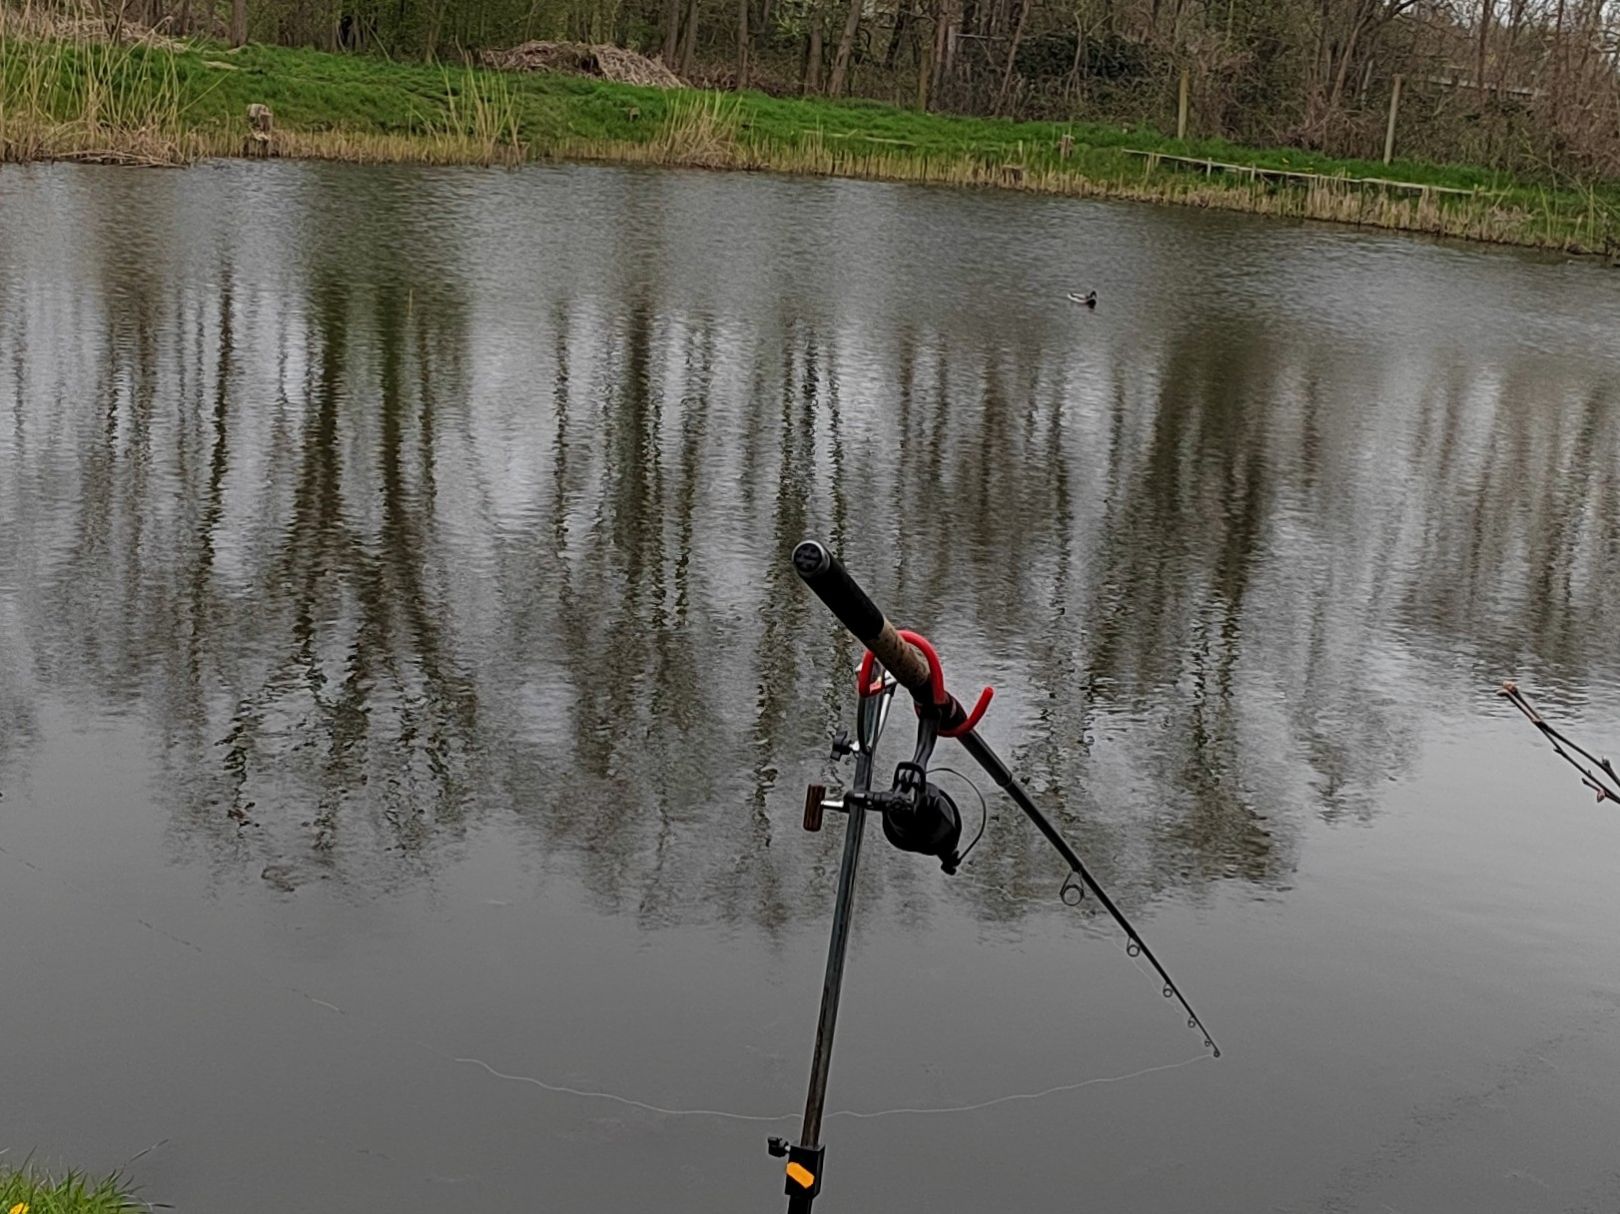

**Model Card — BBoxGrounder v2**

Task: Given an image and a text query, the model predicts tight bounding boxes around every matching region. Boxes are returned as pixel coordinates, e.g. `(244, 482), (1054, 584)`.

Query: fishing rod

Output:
(1499, 680), (1620, 804)
(766, 540), (1218, 1211)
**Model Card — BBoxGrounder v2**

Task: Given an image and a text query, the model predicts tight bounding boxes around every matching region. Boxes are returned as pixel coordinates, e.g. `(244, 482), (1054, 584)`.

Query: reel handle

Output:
(792, 540), (933, 696)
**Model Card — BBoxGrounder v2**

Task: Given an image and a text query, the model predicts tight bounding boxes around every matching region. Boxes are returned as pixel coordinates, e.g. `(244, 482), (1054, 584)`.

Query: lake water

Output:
(2, 160), (1620, 1213)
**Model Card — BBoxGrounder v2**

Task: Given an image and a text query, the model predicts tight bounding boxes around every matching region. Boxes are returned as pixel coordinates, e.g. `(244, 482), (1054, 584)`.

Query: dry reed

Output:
(0, 17), (197, 164)
(431, 65), (524, 164)
(552, 122), (1615, 255)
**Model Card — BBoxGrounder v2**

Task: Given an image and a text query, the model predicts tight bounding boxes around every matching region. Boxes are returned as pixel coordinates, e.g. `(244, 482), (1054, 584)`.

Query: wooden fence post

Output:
(245, 103), (273, 157)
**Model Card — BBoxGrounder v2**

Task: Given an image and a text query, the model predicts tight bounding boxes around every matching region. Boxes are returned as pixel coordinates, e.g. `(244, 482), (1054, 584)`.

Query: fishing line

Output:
(453, 1051), (1213, 1122)
(823, 1053), (1212, 1119)
(930, 765), (986, 865)
(0, 839), (1212, 1130)
(451, 1056), (795, 1122)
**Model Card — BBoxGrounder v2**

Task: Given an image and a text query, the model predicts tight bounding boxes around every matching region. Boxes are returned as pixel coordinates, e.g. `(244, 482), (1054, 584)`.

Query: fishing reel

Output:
(875, 762), (963, 873)
(805, 768), (964, 874)
(805, 710), (974, 875)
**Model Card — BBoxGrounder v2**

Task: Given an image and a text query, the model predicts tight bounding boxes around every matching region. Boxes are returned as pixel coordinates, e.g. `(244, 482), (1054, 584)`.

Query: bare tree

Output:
(804, 3), (826, 92)
(679, 0), (700, 75)
(662, 0), (683, 66)
(995, 0), (1030, 112)
(827, 0), (864, 95)
(61, 0), (1620, 179)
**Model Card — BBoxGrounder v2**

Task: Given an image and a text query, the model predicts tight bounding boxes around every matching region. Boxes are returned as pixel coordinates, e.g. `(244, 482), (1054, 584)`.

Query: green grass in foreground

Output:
(0, 1164), (140, 1214)
(2, 33), (1617, 253)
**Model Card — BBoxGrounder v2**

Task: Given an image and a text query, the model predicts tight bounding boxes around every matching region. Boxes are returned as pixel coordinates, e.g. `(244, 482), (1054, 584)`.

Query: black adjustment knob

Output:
(830, 729), (854, 759)
(767, 1136), (789, 1157)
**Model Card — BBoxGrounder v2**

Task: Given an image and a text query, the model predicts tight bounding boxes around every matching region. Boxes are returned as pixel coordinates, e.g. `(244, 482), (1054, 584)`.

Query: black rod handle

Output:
(793, 540), (933, 696)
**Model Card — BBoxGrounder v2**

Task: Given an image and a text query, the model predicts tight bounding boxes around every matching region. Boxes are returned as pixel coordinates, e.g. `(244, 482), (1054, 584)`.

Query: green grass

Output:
(3, 32), (1618, 254)
(104, 44), (1549, 184)
(0, 1163), (142, 1214)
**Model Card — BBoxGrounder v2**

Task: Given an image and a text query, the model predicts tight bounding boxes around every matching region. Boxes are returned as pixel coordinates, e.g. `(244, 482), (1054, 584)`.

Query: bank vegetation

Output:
(2, 0), (1617, 254)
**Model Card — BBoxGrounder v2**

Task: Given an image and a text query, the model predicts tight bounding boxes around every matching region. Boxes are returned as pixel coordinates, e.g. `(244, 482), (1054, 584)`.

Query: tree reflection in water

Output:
(2, 164), (1617, 927)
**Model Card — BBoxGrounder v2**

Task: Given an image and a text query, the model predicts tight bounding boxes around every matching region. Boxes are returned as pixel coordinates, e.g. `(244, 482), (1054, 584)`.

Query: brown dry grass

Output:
(479, 39), (682, 88)
(563, 113), (1614, 254)
(1, 0), (184, 47)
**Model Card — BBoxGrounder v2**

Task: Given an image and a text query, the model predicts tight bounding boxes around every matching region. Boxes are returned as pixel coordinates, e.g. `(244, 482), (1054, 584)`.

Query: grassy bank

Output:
(0, 1163), (141, 1213)
(2, 30), (1617, 255)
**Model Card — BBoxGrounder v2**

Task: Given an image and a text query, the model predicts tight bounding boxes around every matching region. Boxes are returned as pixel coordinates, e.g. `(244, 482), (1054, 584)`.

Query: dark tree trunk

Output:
(804, 6), (825, 92)
(679, 0), (700, 75)
(885, 0), (912, 68)
(917, 23), (932, 107)
(1552, 0), (1566, 106)
(995, 0), (1028, 113)
(827, 0), (864, 95)
(662, 0), (682, 66)
(423, 0), (446, 60)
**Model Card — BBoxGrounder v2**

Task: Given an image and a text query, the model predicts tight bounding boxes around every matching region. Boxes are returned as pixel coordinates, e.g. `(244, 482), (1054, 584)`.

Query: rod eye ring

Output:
(1059, 872), (1085, 906)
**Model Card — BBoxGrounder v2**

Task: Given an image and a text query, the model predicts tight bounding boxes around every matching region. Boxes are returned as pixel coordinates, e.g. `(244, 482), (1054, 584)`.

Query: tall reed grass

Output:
(430, 65), (524, 165)
(0, 17), (525, 166)
(648, 92), (742, 166)
(0, 4), (196, 163)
